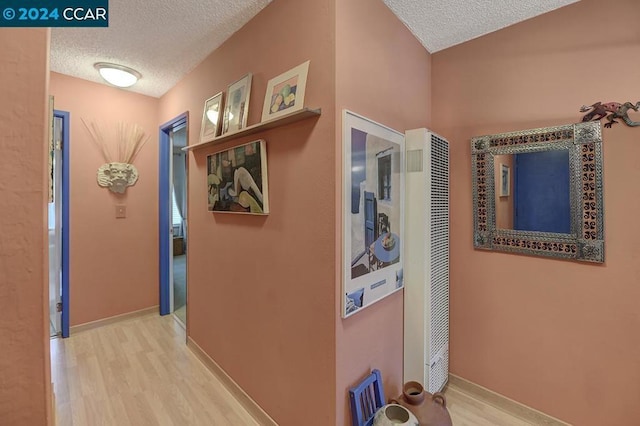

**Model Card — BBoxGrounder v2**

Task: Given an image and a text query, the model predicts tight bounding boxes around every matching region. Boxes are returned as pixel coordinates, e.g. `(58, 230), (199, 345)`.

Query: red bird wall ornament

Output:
(580, 101), (640, 128)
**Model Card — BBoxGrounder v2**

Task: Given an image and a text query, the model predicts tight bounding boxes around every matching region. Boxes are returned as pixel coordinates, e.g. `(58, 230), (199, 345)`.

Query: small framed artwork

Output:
(500, 163), (510, 197)
(342, 110), (405, 318)
(222, 73), (252, 135)
(261, 60), (310, 122)
(207, 139), (269, 215)
(200, 92), (224, 143)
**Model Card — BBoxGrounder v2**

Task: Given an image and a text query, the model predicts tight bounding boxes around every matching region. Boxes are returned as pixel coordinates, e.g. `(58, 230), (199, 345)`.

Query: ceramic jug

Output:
(391, 381), (453, 426)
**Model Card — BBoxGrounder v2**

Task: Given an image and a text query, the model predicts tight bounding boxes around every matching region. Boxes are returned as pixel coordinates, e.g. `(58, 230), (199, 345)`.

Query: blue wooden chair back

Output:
(349, 369), (386, 426)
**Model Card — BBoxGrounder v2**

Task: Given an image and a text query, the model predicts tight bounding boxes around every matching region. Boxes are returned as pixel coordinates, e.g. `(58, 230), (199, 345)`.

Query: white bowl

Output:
(373, 404), (419, 426)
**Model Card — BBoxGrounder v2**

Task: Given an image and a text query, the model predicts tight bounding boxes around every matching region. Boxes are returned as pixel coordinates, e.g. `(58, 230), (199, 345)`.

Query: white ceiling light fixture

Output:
(94, 62), (142, 88)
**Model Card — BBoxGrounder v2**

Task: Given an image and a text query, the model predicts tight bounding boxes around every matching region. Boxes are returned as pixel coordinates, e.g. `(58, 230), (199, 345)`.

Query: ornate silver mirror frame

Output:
(471, 121), (604, 263)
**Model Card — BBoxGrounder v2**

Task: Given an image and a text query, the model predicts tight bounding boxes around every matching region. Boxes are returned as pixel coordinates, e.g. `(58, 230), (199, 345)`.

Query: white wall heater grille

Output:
(404, 129), (450, 393)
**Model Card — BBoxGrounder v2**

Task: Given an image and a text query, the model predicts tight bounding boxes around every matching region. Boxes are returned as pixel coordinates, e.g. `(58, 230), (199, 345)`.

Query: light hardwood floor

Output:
(51, 313), (258, 426)
(52, 313), (547, 426)
(445, 386), (535, 425)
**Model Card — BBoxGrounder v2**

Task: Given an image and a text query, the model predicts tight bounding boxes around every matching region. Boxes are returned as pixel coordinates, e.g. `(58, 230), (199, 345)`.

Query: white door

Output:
(170, 126), (188, 325)
(48, 116), (63, 336)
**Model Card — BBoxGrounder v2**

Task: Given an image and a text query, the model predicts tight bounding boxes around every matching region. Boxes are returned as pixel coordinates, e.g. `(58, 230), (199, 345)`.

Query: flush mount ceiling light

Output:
(94, 62), (141, 88)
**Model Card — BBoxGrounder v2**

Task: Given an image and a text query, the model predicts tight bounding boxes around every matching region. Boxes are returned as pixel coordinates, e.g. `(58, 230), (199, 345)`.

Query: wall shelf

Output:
(183, 107), (322, 152)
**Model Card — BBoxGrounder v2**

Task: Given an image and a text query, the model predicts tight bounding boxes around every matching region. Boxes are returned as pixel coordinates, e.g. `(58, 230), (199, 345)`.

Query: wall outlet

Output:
(115, 205), (126, 219)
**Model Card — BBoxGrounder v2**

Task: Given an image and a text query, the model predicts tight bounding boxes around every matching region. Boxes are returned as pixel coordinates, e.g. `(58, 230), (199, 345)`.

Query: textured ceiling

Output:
(50, 0), (579, 98)
(50, 0), (272, 98)
(382, 0), (580, 53)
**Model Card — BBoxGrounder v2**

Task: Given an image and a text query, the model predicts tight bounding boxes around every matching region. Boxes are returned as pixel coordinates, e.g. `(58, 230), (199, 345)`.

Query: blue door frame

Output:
(54, 110), (70, 338)
(159, 113), (188, 315)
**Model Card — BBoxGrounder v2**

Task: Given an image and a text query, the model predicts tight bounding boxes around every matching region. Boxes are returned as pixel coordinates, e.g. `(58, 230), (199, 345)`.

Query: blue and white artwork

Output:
(342, 111), (404, 318)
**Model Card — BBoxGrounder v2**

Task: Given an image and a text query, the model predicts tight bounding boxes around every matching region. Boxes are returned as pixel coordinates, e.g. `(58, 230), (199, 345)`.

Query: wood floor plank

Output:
(445, 386), (535, 426)
(51, 314), (258, 426)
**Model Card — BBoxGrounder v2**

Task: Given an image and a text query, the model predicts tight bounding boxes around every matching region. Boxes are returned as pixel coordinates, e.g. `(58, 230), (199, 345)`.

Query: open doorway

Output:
(49, 109), (70, 338)
(159, 113), (188, 327)
(171, 126), (188, 324)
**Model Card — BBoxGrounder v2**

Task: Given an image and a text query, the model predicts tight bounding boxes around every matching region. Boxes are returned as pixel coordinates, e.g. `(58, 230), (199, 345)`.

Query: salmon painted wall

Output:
(159, 0), (337, 424)
(0, 29), (52, 425)
(334, 0), (431, 423)
(432, 0), (640, 424)
(49, 73), (160, 326)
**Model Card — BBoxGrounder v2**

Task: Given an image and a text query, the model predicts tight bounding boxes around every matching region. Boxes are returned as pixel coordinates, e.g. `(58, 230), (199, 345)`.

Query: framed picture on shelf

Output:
(200, 92), (224, 143)
(207, 139), (269, 215)
(261, 60), (310, 122)
(222, 73), (252, 135)
(341, 110), (405, 318)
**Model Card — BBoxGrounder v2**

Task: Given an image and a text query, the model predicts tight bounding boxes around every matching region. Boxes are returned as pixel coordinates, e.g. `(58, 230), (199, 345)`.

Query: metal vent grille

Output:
(429, 349), (449, 393)
(428, 133), (449, 393)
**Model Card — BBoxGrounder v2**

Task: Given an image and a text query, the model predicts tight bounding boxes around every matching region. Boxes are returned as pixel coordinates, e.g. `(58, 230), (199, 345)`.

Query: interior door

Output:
(49, 115), (63, 336)
(168, 132), (175, 314)
(364, 191), (377, 248)
(159, 113), (188, 319)
(171, 127), (188, 325)
(48, 109), (70, 338)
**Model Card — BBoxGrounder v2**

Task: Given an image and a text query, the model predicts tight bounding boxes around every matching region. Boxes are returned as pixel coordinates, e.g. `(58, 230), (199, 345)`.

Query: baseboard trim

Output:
(187, 337), (278, 426)
(70, 306), (158, 334)
(448, 374), (571, 425)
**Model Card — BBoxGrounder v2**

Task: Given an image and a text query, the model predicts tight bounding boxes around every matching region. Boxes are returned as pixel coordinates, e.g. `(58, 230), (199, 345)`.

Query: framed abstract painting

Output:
(261, 60), (310, 122)
(207, 139), (269, 215)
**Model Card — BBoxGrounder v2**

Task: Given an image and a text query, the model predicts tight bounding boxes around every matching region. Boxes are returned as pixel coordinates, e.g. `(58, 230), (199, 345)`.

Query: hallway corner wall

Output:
(432, 0), (640, 424)
(159, 0), (337, 424)
(334, 0), (432, 423)
(49, 72), (160, 326)
(0, 28), (53, 426)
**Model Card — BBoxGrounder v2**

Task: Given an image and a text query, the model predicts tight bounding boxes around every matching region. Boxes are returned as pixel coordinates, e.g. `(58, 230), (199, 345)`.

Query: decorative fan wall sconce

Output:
(82, 119), (149, 194)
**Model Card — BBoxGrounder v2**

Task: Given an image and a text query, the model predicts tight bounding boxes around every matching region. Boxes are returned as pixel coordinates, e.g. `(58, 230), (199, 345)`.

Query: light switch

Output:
(115, 205), (127, 219)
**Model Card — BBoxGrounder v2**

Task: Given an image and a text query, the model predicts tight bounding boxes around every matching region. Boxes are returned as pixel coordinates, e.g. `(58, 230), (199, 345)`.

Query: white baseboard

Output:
(448, 374), (571, 425)
(70, 305), (158, 334)
(187, 337), (278, 426)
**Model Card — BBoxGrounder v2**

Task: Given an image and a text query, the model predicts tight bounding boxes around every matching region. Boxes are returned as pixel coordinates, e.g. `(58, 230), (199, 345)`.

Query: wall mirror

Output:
(471, 121), (604, 263)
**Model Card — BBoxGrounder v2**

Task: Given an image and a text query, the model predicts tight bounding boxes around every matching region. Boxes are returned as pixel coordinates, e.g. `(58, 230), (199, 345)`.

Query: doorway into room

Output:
(49, 109), (70, 338)
(159, 113), (189, 327)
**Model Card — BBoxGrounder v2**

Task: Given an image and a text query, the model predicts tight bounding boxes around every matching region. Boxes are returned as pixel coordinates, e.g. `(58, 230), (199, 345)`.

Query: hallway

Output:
(50, 312), (555, 425)
(51, 314), (258, 425)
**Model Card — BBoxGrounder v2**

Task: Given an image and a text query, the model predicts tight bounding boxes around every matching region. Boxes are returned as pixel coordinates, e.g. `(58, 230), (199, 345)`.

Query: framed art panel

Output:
(261, 60), (310, 122)
(222, 73), (252, 135)
(200, 92), (224, 143)
(207, 139), (269, 215)
(342, 110), (405, 318)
